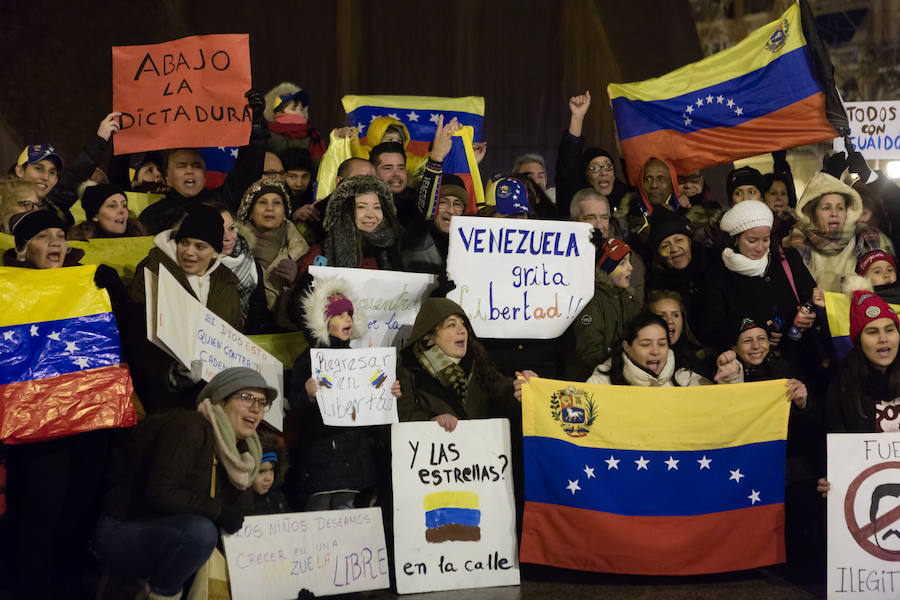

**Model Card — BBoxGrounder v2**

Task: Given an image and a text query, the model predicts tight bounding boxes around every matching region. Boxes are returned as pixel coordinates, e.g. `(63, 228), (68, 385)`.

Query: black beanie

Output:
(81, 183), (126, 221)
(11, 209), (66, 251)
(582, 147), (614, 172)
(726, 166), (764, 199)
(648, 211), (692, 252)
(280, 147), (313, 173)
(175, 205), (224, 253)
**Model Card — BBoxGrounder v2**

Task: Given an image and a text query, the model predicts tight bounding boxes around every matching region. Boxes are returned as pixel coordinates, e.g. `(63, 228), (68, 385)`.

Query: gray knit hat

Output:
(197, 367), (278, 406)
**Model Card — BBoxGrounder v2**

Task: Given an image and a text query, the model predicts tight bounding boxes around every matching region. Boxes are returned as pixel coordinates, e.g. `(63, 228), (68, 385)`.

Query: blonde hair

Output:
(0, 178), (40, 233)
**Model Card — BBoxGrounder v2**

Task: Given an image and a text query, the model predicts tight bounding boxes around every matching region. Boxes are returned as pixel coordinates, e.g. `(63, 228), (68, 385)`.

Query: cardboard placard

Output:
(311, 347), (398, 426)
(223, 509), (390, 598)
(446, 216), (595, 339)
(112, 34), (252, 154)
(391, 419), (520, 594)
(833, 101), (900, 159)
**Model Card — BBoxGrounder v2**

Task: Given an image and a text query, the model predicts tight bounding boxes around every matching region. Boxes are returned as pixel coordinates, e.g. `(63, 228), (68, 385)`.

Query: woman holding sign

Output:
(398, 297), (519, 433)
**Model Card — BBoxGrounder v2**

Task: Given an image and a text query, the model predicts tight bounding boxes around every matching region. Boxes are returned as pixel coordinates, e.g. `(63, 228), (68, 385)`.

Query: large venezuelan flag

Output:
(0, 265), (135, 444)
(608, 2), (841, 186)
(342, 95), (486, 211)
(520, 378), (790, 575)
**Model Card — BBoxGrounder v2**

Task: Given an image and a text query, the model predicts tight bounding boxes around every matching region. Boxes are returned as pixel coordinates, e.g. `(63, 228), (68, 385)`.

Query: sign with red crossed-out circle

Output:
(844, 461), (900, 561)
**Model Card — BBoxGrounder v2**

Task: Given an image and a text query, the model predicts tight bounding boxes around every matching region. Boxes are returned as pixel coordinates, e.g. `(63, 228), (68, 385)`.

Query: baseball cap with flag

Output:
(486, 176), (530, 216)
(17, 144), (63, 171)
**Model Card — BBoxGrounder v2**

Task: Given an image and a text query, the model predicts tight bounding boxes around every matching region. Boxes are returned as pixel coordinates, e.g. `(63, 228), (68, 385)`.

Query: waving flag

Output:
(199, 145), (240, 189)
(608, 1), (844, 186)
(824, 291), (899, 361)
(342, 95), (485, 211)
(520, 378), (790, 575)
(0, 266), (135, 443)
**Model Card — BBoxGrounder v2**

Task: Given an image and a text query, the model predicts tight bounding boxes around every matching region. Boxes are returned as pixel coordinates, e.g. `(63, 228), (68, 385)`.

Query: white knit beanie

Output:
(719, 200), (774, 236)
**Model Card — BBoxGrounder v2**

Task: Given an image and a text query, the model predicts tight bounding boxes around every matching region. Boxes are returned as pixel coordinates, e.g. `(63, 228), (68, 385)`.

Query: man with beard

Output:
(370, 141), (416, 227)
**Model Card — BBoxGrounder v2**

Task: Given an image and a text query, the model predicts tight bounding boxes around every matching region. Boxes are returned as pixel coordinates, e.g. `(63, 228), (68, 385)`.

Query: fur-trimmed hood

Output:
(264, 82), (307, 123)
(236, 175), (294, 223)
(795, 172), (863, 234)
(324, 175), (396, 232)
(303, 276), (366, 346)
(842, 273), (873, 297)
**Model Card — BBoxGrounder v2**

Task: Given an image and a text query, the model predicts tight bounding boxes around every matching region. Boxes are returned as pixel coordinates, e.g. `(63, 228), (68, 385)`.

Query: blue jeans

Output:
(93, 513), (218, 596)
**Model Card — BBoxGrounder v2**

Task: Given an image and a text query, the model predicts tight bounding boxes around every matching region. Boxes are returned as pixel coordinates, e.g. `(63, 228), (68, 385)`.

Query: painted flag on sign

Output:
(607, 1), (845, 200)
(0, 265), (135, 443)
(520, 377), (790, 575)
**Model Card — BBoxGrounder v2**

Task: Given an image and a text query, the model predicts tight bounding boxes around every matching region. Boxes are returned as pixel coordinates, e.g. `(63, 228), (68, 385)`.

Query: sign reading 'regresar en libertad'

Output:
(112, 34), (252, 154)
(446, 216), (595, 339)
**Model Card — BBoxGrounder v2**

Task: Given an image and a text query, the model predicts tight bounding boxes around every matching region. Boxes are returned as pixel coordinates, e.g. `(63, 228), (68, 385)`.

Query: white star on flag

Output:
(605, 455), (620, 470)
(48, 331), (61, 341)
(716, 95), (724, 104)
(696, 98), (704, 107)
(387, 113), (400, 120)
(729, 469), (745, 482)
(429, 113), (441, 124)
(64, 341), (79, 353)
(635, 456), (650, 470)
(685, 105), (694, 114)
(727, 98), (735, 108)
(748, 490), (761, 504)
(217, 146), (225, 151)
(664, 456), (679, 470)
(30, 325), (39, 336)
(697, 455), (712, 470)
(584, 465), (595, 479)
(229, 148), (238, 158)
(684, 117), (692, 126)
(566, 479), (581, 495)
(407, 111), (419, 122)
(735, 107), (744, 116)
(74, 357), (90, 369)
(356, 122), (366, 134)
(706, 94), (714, 103)
(2, 330), (13, 341)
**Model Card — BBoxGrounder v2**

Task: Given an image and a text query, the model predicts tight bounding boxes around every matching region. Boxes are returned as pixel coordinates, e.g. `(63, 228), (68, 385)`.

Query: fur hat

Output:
(857, 250), (896, 277)
(264, 82), (308, 122)
(302, 277), (366, 345)
(726, 166), (765, 199)
(719, 200), (773, 236)
(849, 289), (900, 343)
(236, 175), (293, 223)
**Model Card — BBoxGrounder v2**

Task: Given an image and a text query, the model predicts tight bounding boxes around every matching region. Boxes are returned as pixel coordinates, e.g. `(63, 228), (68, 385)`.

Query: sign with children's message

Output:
(391, 419), (520, 594)
(827, 433), (900, 598)
(446, 216), (595, 339)
(310, 347), (398, 426)
(150, 265), (284, 429)
(222, 508), (390, 598)
(833, 101), (900, 159)
(112, 34), (252, 154)
(308, 267), (437, 349)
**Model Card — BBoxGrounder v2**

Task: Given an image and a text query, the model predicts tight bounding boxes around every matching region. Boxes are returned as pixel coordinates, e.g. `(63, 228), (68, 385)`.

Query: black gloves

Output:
(822, 151), (848, 178)
(245, 88), (266, 129)
(297, 590), (317, 600)
(771, 149), (787, 164)
(847, 151), (872, 182)
(216, 505), (244, 534)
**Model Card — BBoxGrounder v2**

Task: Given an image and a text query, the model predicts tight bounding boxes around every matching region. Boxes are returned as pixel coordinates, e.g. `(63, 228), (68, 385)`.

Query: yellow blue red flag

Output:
(824, 291), (900, 361)
(608, 2), (843, 187)
(520, 377), (790, 575)
(0, 265), (135, 443)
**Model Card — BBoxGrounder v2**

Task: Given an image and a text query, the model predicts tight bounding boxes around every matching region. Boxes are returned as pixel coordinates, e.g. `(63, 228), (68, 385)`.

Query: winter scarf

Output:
(220, 233), (259, 315)
(196, 398), (262, 490)
(249, 221), (289, 270)
(414, 338), (469, 402)
(721, 247), (770, 277)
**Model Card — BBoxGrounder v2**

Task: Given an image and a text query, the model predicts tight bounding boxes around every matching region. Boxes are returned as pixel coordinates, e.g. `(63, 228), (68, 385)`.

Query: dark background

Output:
(0, 0), (703, 182)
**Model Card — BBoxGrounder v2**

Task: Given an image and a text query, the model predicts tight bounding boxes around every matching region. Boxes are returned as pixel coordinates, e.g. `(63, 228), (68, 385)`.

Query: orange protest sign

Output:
(112, 34), (252, 155)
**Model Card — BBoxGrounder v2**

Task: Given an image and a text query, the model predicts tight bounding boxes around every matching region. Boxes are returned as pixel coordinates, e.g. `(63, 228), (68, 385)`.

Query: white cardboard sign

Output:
(308, 266), (437, 349)
(827, 433), (900, 598)
(446, 216), (595, 339)
(391, 418), (520, 594)
(833, 101), (900, 159)
(152, 264), (284, 429)
(223, 508), (390, 598)
(311, 347), (398, 426)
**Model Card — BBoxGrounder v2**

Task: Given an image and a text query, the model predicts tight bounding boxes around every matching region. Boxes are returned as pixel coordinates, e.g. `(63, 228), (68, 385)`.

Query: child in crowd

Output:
(851, 249), (900, 304)
(250, 432), (290, 515)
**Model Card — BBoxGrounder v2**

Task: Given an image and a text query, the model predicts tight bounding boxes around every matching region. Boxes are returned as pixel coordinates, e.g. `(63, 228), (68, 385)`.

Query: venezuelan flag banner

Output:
(0, 266), (135, 443)
(608, 2), (842, 186)
(520, 378), (790, 575)
(824, 291), (900, 361)
(342, 95), (485, 211)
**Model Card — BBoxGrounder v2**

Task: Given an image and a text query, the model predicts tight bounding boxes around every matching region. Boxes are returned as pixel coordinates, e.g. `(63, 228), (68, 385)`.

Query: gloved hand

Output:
(274, 258), (299, 284)
(297, 590), (317, 600)
(822, 151), (847, 178)
(216, 505), (244, 534)
(245, 88), (266, 128)
(771, 149), (787, 164)
(847, 151), (872, 181)
(167, 359), (203, 390)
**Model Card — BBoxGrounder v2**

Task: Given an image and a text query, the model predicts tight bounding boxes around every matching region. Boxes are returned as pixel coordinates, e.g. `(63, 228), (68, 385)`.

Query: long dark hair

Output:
(838, 342), (900, 430)
(646, 290), (701, 346)
(601, 312), (672, 385)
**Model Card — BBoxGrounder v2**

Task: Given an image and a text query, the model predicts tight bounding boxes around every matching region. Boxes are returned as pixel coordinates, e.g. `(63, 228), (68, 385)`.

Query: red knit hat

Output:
(325, 292), (354, 319)
(849, 290), (900, 342)
(856, 250), (897, 277)
(597, 238), (631, 274)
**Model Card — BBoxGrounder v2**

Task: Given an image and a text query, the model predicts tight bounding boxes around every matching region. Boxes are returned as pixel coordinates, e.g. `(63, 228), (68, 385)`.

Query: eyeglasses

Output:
(17, 200), (47, 210)
(586, 165), (614, 173)
(232, 392), (274, 412)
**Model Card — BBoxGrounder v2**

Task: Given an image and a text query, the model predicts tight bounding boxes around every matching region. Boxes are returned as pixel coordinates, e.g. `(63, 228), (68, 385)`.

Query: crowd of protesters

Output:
(2, 82), (900, 600)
